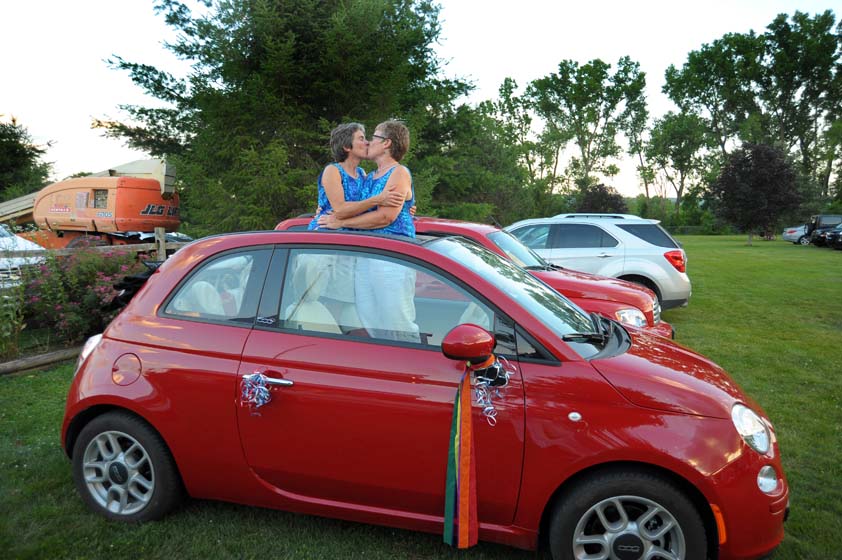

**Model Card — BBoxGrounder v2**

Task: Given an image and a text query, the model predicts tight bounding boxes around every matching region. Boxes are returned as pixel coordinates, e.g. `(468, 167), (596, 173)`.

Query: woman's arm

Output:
(320, 167), (411, 229)
(322, 166), (403, 219)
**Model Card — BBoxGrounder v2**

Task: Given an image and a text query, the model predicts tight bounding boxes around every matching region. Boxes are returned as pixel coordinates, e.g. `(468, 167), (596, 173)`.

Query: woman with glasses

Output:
(318, 120), (419, 342)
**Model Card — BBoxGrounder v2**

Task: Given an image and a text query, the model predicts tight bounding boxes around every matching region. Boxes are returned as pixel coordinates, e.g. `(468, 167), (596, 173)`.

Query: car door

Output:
(236, 246), (525, 525)
(548, 223), (623, 274)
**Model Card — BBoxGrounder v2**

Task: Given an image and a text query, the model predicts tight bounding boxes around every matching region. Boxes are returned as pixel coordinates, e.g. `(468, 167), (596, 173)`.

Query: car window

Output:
(615, 223), (679, 248)
(487, 231), (545, 267)
(510, 224), (551, 250)
(554, 224), (618, 248)
(276, 248), (498, 349)
(165, 249), (271, 322)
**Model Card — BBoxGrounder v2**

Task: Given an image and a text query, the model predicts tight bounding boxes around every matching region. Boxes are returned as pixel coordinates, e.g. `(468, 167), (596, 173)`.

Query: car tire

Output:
(798, 236), (810, 245)
(548, 469), (707, 560)
(72, 411), (182, 522)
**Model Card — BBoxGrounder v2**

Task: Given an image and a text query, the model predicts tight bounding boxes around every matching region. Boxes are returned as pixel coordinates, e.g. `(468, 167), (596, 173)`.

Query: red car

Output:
(63, 230), (788, 560)
(276, 216), (674, 339)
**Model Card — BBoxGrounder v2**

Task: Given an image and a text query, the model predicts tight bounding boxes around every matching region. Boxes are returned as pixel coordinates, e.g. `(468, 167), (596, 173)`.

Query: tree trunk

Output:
(747, 232), (753, 246)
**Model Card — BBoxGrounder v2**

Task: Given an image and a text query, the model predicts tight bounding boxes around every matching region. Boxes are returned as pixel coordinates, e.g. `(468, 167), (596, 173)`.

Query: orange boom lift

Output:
(20, 160), (179, 249)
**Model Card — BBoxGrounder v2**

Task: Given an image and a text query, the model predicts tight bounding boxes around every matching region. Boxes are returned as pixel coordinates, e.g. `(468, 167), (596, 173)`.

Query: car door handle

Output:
(264, 376), (294, 387)
(245, 371), (294, 387)
(597, 253), (613, 258)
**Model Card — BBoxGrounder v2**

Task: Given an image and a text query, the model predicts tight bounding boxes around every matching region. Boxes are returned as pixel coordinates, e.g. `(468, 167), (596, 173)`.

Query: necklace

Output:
(374, 163), (398, 179)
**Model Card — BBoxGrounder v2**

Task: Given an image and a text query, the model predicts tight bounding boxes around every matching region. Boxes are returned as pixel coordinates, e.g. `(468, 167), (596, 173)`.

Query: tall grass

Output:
(1, 236), (840, 558)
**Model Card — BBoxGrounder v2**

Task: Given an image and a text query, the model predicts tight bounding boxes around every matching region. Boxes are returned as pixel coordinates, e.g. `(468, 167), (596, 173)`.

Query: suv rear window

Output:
(616, 224), (679, 248)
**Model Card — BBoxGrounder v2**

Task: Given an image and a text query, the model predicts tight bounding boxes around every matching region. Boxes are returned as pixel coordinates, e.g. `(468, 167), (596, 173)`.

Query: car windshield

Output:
(427, 236), (601, 358)
(486, 230), (546, 268)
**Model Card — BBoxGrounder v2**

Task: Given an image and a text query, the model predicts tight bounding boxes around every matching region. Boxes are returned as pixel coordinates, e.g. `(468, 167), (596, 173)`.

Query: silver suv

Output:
(506, 214), (691, 309)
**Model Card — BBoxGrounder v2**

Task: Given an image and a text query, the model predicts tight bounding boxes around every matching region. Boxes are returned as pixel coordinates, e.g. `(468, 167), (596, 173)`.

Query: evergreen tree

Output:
(0, 116), (51, 202)
(98, 0), (468, 235)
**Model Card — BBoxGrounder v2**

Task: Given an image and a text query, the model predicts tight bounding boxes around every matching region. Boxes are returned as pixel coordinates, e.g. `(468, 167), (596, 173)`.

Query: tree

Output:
(709, 143), (800, 244)
(1, 116), (51, 202)
(98, 0), (468, 235)
(664, 11), (841, 205)
(621, 88), (654, 198)
(411, 102), (532, 225)
(760, 11), (840, 190)
(646, 112), (710, 214)
(574, 184), (628, 214)
(526, 56), (645, 189)
(663, 32), (763, 158)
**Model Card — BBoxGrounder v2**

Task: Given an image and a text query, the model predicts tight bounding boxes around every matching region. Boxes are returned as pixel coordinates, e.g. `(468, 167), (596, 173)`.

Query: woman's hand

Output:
(377, 185), (405, 207)
(317, 213), (343, 230)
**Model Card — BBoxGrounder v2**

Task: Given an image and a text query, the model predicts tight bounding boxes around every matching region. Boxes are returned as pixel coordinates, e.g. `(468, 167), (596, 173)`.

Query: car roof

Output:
(413, 217), (500, 235)
(552, 213), (642, 219)
(198, 228), (439, 248)
(506, 215), (659, 229)
(275, 216), (504, 238)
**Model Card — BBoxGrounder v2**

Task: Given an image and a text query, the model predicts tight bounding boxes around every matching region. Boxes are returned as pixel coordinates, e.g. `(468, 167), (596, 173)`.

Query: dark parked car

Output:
(806, 214), (842, 246)
(813, 223), (842, 247)
(64, 229), (788, 560)
(824, 224), (842, 250)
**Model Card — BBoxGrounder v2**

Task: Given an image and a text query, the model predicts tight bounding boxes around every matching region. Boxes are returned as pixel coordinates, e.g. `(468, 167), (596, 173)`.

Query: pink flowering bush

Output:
(23, 247), (146, 344)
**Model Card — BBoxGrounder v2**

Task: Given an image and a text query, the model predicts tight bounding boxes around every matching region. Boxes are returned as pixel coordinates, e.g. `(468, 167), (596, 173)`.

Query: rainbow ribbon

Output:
(443, 356), (495, 548)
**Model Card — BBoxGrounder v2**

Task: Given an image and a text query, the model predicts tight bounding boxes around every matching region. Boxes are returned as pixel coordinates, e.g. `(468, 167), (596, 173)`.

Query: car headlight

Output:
(74, 334), (102, 378)
(731, 403), (770, 455)
(615, 308), (648, 328)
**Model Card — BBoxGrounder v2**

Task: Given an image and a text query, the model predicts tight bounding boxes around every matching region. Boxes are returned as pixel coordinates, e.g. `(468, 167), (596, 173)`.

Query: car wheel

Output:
(798, 236), (810, 245)
(72, 411), (182, 522)
(548, 470), (707, 560)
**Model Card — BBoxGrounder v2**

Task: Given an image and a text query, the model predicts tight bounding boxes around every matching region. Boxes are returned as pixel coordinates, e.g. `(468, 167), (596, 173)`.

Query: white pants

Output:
(354, 258), (420, 343)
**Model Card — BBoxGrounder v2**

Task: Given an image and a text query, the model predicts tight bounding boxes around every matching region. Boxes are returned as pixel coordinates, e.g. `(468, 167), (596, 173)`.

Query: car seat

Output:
(188, 280), (226, 316)
(283, 255), (342, 334)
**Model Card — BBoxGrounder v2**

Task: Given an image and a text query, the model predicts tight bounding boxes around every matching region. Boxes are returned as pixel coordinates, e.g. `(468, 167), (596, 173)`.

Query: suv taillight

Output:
(664, 250), (686, 273)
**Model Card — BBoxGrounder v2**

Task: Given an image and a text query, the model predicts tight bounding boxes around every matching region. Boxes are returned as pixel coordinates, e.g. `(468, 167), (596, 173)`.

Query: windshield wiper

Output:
(562, 314), (612, 344)
(591, 312), (608, 336)
(561, 332), (607, 344)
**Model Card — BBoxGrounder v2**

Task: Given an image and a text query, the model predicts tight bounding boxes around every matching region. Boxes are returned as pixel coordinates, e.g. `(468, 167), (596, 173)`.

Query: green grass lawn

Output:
(1, 235), (840, 559)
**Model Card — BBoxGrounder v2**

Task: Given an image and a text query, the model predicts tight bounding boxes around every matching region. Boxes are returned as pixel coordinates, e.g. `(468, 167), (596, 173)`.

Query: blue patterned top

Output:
(358, 166), (416, 238)
(308, 163), (366, 230)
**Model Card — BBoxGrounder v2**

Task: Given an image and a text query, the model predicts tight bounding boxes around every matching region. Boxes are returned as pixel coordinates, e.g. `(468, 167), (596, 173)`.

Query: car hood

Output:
(531, 268), (653, 310)
(589, 330), (753, 419)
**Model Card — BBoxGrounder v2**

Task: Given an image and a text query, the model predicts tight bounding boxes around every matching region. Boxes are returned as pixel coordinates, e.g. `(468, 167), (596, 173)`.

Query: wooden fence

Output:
(2, 228), (189, 260)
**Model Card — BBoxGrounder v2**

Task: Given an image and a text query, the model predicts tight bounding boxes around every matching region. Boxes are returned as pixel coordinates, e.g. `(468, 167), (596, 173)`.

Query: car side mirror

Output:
(441, 324), (495, 364)
(442, 324), (510, 389)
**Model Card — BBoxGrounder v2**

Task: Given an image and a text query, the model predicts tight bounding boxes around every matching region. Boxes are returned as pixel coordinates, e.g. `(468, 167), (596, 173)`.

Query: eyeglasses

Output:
(370, 134), (388, 142)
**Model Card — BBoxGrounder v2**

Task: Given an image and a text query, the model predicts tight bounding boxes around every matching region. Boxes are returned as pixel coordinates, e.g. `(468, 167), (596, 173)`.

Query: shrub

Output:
(0, 280), (26, 359)
(23, 244), (146, 345)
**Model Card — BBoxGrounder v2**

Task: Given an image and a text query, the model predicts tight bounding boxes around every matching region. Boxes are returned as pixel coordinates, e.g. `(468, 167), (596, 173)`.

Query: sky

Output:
(1, 0), (836, 196)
